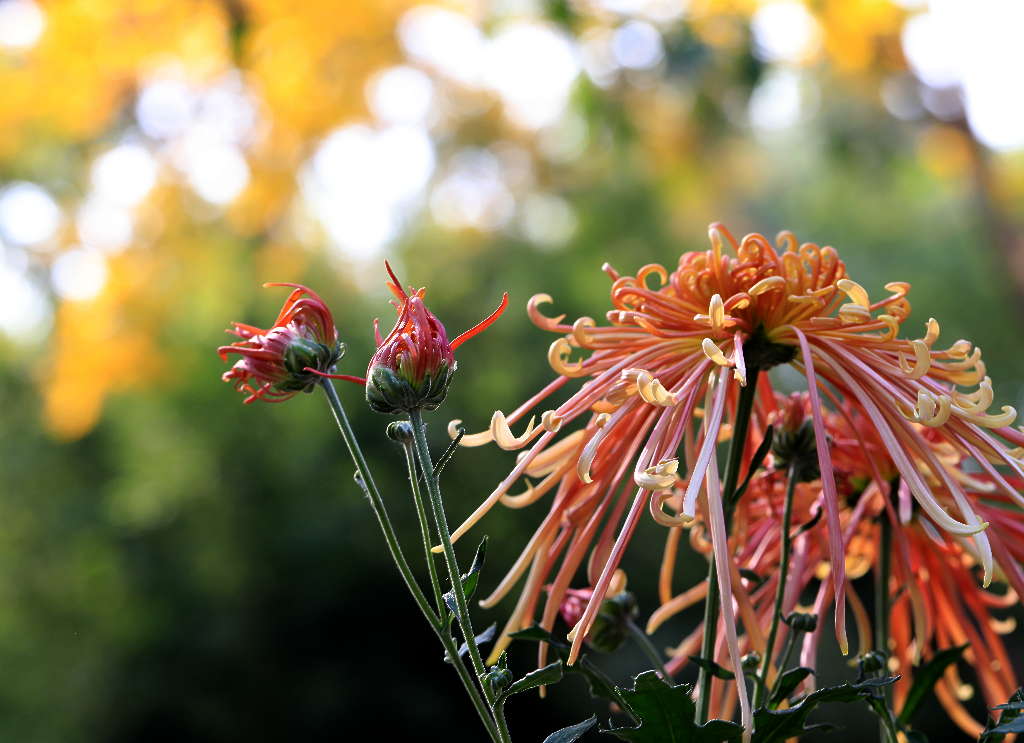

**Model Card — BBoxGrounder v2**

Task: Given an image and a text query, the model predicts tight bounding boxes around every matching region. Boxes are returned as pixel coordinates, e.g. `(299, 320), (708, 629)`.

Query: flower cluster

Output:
(440, 223), (1024, 735)
(217, 226), (1024, 737)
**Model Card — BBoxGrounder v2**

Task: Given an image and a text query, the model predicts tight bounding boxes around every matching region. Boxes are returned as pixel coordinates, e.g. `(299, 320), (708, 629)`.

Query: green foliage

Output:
(768, 667), (813, 709)
(443, 536), (487, 619)
(897, 645), (968, 726)
(981, 689), (1024, 741)
(510, 626), (627, 711)
(544, 716), (598, 743)
(502, 661), (565, 700)
(605, 671), (742, 743)
(752, 677), (898, 743)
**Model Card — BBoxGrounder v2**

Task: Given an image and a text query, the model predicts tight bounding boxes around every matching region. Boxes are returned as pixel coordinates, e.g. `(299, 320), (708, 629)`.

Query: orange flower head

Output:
(366, 261), (507, 414)
(218, 283), (343, 404)
(438, 223), (1023, 738)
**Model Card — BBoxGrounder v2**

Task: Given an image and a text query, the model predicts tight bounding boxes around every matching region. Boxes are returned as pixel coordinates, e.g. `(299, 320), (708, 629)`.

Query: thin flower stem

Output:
(875, 477), (898, 732)
(319, 379), (439, 627)
(409, 408), (513, 743)
(696, 367), (760, 724)
(777, 631), (798, 683)
(401, 441), (500, 743)
(627, 619), (670, 680)
(753, 463), (798, 710)
(402, 443), (445, 612)
(320, 381), (501, 742)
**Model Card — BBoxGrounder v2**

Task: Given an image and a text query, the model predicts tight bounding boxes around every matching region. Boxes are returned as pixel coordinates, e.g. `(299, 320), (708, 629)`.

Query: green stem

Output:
(319, 379), (438, 627)
(753, 463), (798, 710)
(875, 478), (898, 727)
(696, 367), (760, 724)
(627, 619), (670, 680)
(775, 630), (799, 687)
(319, 381), (500, 741)
(402, 442), (445, 612)
(409, 408), (512, 743)
(401, 440), (499, 742)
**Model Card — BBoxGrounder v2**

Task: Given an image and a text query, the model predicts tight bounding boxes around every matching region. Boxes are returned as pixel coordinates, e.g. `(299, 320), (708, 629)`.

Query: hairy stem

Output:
(401, 440), (499, 742)
(409, 408), (512, 743)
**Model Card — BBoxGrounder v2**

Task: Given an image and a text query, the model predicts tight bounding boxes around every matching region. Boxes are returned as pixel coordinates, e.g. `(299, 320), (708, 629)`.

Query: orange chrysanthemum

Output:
(443, 223), (1023, 735)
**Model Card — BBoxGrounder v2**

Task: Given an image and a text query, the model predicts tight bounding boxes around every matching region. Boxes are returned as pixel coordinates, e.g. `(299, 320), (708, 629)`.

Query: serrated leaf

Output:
(443, 536), (487, 617)
(502, 661), (564, 699)
(768, 667), (813, 709)
(988, 717), (1024, 735)
(605, 671), (742, 743)
(752, 676), (899, 743)
(509, 625), (626, 711)
(982, 689), (1024, 742)
(689, 655), (735, 680)
(897, 644), (968, 725)
(543, 715), (597, 743)
(993, 701), (1024, 711)
(444, 623), (496, 663)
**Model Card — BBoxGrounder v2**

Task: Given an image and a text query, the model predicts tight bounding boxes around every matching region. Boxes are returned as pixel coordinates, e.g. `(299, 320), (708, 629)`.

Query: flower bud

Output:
(588, 591), (638, 654)
(858, 650), (886, 674)
(219, 284), (345, 404)
(385, 420), (416, 444)
(783, 611), (819, 633)
(741, 651), (762, 671)
(770, 394), (821, 482)
(483, 666), (513, 696)
(366, 262), (507, 415)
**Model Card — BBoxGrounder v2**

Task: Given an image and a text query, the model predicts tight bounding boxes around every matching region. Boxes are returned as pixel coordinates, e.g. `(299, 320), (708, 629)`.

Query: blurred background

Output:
(0, 0), (1022, 740)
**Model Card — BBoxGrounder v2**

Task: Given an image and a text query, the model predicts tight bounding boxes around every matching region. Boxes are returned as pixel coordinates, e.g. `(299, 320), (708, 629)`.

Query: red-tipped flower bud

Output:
(218, 284), (344, 404)
(366, 262), (507, 415)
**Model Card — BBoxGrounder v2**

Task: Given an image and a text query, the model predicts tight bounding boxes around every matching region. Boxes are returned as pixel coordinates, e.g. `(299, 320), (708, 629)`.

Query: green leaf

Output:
(983, 691), (1024, 741)
(431, 428), (464, 480)
(501, 661), (564, 699)
(732, 425), (774, 504)
(443, 536), (487, 617)
(988, 717), (1024, 735)
(896, 644), (968, 725)
(509, 626), (626, 711)
(605, 671), (743, 743)
(768, 667), (813, 709)
(444, 623), (496, 663)
(543, 716), (597, 743)
(689, 655), (735, 680)
(752, 676), (899, 743)
(792, 507), (822, 538)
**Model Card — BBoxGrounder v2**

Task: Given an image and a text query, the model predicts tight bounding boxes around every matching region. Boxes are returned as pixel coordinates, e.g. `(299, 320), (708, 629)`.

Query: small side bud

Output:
(741, 651), (762, 671)
(858, 650), (886, 674)
(783, 611), (818, 633)
(385, 420), (416, 444)
(770, 396), (821, 482)
(483, 666), (513, 696)
(588, 591), (638, 654)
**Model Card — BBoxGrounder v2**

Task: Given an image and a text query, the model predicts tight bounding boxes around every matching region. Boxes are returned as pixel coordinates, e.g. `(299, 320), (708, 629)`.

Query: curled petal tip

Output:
(450, 291), (509, 350)
(430, 544), (444, 554)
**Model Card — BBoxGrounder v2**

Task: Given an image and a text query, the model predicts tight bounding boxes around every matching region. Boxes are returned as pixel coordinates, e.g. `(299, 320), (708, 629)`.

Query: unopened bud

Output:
(386, 420), (416, 445)
(783, 611), (818, 633)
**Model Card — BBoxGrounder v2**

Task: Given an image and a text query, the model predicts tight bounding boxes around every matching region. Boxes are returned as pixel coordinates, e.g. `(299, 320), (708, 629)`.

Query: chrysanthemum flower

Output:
(219, 283), (348, 403)
(657, 395), (1023, 733)
(822, 404), (1023, 736)
(365, 262), (508, 414)
(444, 223), (1022, 733)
